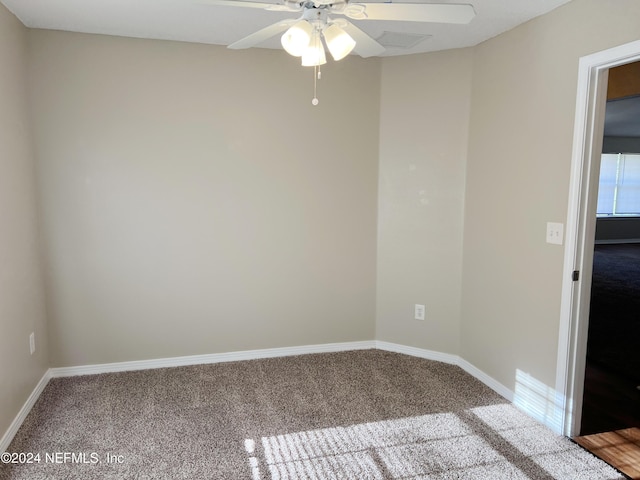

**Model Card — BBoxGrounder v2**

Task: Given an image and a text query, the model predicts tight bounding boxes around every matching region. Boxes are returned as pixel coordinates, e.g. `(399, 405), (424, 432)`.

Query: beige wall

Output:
(0, 4), (49, 437)
(28, 31), (380, 367)
(377, 49), (472, 354)
(461, 0), (640, 390)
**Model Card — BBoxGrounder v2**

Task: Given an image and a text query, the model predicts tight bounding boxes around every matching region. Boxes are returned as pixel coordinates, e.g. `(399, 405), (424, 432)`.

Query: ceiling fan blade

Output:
(198, 0), (276, 9)
(198, 0), (301, 12)
(228, 19), (297, 49)
(346, 2), (475, 23)
(339, 21), (385, 58)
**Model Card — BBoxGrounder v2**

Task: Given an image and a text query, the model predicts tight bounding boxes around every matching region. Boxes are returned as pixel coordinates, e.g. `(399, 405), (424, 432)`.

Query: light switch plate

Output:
(546, 222), (564, 245)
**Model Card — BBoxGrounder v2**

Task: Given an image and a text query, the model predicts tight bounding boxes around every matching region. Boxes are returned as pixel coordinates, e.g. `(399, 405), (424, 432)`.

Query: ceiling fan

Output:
(203, 0), (476, 63)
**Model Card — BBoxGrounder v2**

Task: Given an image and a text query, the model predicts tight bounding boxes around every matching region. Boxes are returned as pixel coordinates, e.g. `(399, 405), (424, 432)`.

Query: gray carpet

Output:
(0, 350), (624, 479)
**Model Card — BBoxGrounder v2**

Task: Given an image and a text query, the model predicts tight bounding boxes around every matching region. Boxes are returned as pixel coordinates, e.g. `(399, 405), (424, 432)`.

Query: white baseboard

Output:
(375, 341), (459, 365)
(375, 341), (515, 402)
(457, 358), (514, 402)
(49, 340), (377, 377)
(0, 369), (52, 453)
(51, 341), (516, 407)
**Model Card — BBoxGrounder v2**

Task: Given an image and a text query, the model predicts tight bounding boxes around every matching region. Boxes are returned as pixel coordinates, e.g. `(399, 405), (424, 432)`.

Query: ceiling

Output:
(1, 0), (571, 57)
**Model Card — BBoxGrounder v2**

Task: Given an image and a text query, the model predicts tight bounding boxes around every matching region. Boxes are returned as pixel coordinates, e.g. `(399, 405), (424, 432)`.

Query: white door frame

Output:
(556, 39), (640, 438)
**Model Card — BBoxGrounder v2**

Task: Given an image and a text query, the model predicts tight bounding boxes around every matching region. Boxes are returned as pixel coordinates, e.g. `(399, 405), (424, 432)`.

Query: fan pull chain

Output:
(312, 65), (321, 106)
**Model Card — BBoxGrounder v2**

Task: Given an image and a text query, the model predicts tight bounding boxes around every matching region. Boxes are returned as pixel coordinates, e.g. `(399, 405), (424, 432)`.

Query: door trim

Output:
(557, 39), (640, 437)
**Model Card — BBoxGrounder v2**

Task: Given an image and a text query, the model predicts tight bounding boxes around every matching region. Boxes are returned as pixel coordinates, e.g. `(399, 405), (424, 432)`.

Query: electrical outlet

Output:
(414, 304), (425, 321)
(29, 332), (35, 355)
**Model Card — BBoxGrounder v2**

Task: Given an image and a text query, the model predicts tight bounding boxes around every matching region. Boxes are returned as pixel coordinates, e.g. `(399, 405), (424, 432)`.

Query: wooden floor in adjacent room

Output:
(575, 428), (640, 479)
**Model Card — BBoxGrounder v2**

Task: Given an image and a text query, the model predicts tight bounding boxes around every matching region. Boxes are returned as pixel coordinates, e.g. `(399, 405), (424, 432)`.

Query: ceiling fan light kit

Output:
(301, 29), (327, 66)
(215, 0), (476, 104)
(280, 19), (312, 56)
(323, 23), (356, 61)
(280, 8), (355, 66)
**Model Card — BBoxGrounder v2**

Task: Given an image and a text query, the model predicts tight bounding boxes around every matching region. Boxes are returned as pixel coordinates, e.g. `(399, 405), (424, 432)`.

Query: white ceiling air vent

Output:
(375, 31), (432, 49)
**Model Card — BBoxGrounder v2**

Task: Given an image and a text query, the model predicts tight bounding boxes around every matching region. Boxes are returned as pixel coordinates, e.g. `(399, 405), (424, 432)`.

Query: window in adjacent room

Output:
(597, 153), (640, 216)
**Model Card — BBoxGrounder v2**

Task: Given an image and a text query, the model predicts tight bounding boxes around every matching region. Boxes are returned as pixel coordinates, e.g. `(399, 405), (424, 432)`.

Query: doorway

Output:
(559, 42), (640, 479)
(580, 62), (640, 436)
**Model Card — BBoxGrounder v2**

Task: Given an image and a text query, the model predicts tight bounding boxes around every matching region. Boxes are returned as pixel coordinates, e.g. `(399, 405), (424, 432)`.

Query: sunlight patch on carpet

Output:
(245, 404), (624, 479)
